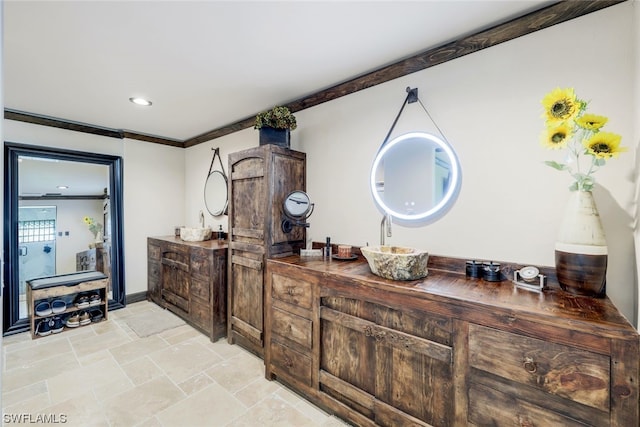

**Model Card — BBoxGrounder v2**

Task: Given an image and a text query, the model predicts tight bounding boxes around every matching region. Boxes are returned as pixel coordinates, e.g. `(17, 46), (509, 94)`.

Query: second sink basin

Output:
(361, 245), (429, 281)
(180, 227), (212, 242)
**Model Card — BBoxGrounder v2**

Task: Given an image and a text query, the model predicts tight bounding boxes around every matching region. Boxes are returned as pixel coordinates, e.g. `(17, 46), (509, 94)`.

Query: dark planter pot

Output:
(259, 127), (290, 148)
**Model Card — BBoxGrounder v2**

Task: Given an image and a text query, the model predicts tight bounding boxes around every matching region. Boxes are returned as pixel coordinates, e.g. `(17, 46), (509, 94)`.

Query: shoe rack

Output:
(27, 276), (108, 339)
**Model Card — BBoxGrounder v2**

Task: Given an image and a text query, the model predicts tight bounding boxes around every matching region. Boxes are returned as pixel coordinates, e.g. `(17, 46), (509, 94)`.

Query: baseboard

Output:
(126, 291), (148, 305)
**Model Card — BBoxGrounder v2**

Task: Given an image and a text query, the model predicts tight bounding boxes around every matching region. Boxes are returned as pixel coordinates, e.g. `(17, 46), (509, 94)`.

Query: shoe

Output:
(51, 299), (67, 314)
(74, 294), (90, 308)
(36, 318), (51, 336)
(65, 312), (80, 328)
(89, 293), (101, 306)
(89, 309), (103, 323)
(79, 311), (91, 326)
(51, 316), (64, 333)
(35, 301), (52, 316)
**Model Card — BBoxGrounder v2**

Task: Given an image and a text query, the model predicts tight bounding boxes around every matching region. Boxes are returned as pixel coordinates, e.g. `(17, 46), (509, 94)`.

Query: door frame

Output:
(3, 142), (126, 335)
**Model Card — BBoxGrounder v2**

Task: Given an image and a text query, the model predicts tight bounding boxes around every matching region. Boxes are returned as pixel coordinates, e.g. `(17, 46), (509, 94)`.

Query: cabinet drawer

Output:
(270, 339), (312, 387)
(469, 382), (592, 427)
(190, 277), (210, 302)
(271, 273), (312, 309)
(272, 307), (312, 349)
(469, 324), (610, 411)
(190, 248), (212, 277)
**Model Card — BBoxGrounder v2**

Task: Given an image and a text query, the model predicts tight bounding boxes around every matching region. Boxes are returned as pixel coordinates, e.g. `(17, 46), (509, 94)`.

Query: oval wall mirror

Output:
(204, 147), (229, 217)
(370, 131), (461, 227)
(204, 170), (228, 216)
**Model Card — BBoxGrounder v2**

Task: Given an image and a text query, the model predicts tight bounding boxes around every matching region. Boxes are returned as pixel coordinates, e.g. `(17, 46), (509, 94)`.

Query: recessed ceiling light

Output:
(57, 185), (69, 190)
(129, 97), (152, 106)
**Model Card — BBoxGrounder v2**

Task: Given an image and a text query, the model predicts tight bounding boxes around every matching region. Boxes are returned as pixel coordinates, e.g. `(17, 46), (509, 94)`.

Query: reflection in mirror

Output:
(371, 132), (461, 227)
(204, 170), (228, 216)
(17, 158), (110, 319)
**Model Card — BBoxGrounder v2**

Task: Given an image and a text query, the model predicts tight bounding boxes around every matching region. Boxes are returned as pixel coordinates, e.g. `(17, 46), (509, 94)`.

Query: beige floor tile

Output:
(70, 329), (131, 359)
(42, 393), (109, 427)
(92, 375), (135, 401)
(47, 357), (130, 405)
(156, 381), (247, 427)
(234, 377), (281, 407)
(103, 375), (185, 426)
(4, 337), (73, 371)
(3, 352), (80, 392)
(178, 372), (214, 395)
(205, 350), (264, 394)
(108, 334), (169, 364)
(120, 356), (164, 386)
(149, 340), (222, 384)
(226, 395), (318, 427)
(1, 380), (48, 408)
(2, 386), (52, 416)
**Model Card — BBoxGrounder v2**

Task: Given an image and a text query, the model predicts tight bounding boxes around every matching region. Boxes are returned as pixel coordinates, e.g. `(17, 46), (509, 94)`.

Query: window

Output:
(18, 220), (56, 243)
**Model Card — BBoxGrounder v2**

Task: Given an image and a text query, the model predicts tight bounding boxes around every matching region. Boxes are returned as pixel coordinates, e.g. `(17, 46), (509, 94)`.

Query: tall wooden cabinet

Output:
(147, 236), (227, 341)
(227, 145), (306, 357)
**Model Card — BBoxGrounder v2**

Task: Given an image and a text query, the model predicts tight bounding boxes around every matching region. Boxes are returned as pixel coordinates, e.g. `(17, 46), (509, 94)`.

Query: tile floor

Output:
(2, 300), (351, 427)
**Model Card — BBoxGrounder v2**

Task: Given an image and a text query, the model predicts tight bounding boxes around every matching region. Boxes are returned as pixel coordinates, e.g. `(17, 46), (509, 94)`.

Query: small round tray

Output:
(332, 254), (358, 261)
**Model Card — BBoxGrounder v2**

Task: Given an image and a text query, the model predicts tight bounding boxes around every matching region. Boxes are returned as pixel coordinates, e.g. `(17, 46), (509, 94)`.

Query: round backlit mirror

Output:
(370, 131), (461, 227)
(204, 170), (228, 216)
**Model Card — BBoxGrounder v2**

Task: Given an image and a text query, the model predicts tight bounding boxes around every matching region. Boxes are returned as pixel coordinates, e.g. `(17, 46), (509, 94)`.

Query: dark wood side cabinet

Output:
(227, 145), (306, 357)
(265, 256), (639, 427)
(147, 236), (227, 341)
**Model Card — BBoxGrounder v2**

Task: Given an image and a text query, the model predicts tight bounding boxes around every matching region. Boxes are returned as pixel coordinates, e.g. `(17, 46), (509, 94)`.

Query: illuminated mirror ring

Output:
(370, 132), (461, 227)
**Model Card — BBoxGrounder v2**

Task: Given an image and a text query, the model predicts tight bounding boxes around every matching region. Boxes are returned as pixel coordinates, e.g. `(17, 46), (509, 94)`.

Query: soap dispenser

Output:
(217, 225), (224, 241)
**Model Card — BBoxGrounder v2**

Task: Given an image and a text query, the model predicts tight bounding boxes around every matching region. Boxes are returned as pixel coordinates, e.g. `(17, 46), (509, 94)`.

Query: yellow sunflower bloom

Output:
(582, 132), (626, 159)
(541, 122), (573, 150)
(83, 216), (92, 225)
(576, 114), (608, 131)
(541, 87), (582, 123)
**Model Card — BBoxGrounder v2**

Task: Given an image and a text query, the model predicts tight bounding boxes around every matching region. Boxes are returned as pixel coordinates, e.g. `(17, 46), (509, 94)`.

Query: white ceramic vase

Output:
(554, 191), (608, 297)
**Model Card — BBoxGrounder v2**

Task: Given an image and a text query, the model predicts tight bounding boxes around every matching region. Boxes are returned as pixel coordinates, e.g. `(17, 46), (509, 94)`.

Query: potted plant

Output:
(254, 106), (297, 148)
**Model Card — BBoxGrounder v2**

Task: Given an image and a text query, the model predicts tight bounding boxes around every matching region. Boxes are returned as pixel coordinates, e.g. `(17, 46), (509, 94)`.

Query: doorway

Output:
(3, 142), (126, 335)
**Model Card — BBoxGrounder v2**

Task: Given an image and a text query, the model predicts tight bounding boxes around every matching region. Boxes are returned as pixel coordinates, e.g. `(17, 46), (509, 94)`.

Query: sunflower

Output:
(541, 122), (573, 150)
(541, 87), (583, 123)
(83, 216), (92, 225)
(576, 114), (608, 131)
(582, 132), (626, 159)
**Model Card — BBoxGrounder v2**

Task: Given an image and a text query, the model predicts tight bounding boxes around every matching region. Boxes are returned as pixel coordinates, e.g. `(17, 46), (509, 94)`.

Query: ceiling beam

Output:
(184, 0), (624, 148)
(4, 109), (184, 147)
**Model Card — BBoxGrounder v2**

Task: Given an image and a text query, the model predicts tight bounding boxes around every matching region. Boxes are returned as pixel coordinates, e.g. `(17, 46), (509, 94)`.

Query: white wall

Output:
(186, 3), (638, 325)
(634, 0), (640, 328)
(2, 122), (187, 297)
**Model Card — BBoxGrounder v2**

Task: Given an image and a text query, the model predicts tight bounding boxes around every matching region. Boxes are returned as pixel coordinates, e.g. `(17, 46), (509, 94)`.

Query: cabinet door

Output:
(161, 247), (190, 313)
(320, 297), (454, 426)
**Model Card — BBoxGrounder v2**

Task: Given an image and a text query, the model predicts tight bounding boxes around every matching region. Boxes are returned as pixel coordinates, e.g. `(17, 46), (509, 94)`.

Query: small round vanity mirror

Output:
(370, 131), (461, 227)
(204, 170), (228, 217)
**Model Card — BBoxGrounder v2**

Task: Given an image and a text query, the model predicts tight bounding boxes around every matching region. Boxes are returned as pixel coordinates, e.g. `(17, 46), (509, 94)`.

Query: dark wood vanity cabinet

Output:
(147, 236), (227, 341)
(264, 257), (639, 427)
(227, 145), (306, 357)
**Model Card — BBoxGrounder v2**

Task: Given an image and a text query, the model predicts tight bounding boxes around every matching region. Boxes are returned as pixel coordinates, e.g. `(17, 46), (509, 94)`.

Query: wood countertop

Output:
(267, 254), (638, 341)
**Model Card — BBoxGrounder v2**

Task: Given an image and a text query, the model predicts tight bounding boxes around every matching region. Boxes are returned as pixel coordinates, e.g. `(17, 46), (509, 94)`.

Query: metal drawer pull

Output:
(523, 357), (537, 373)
